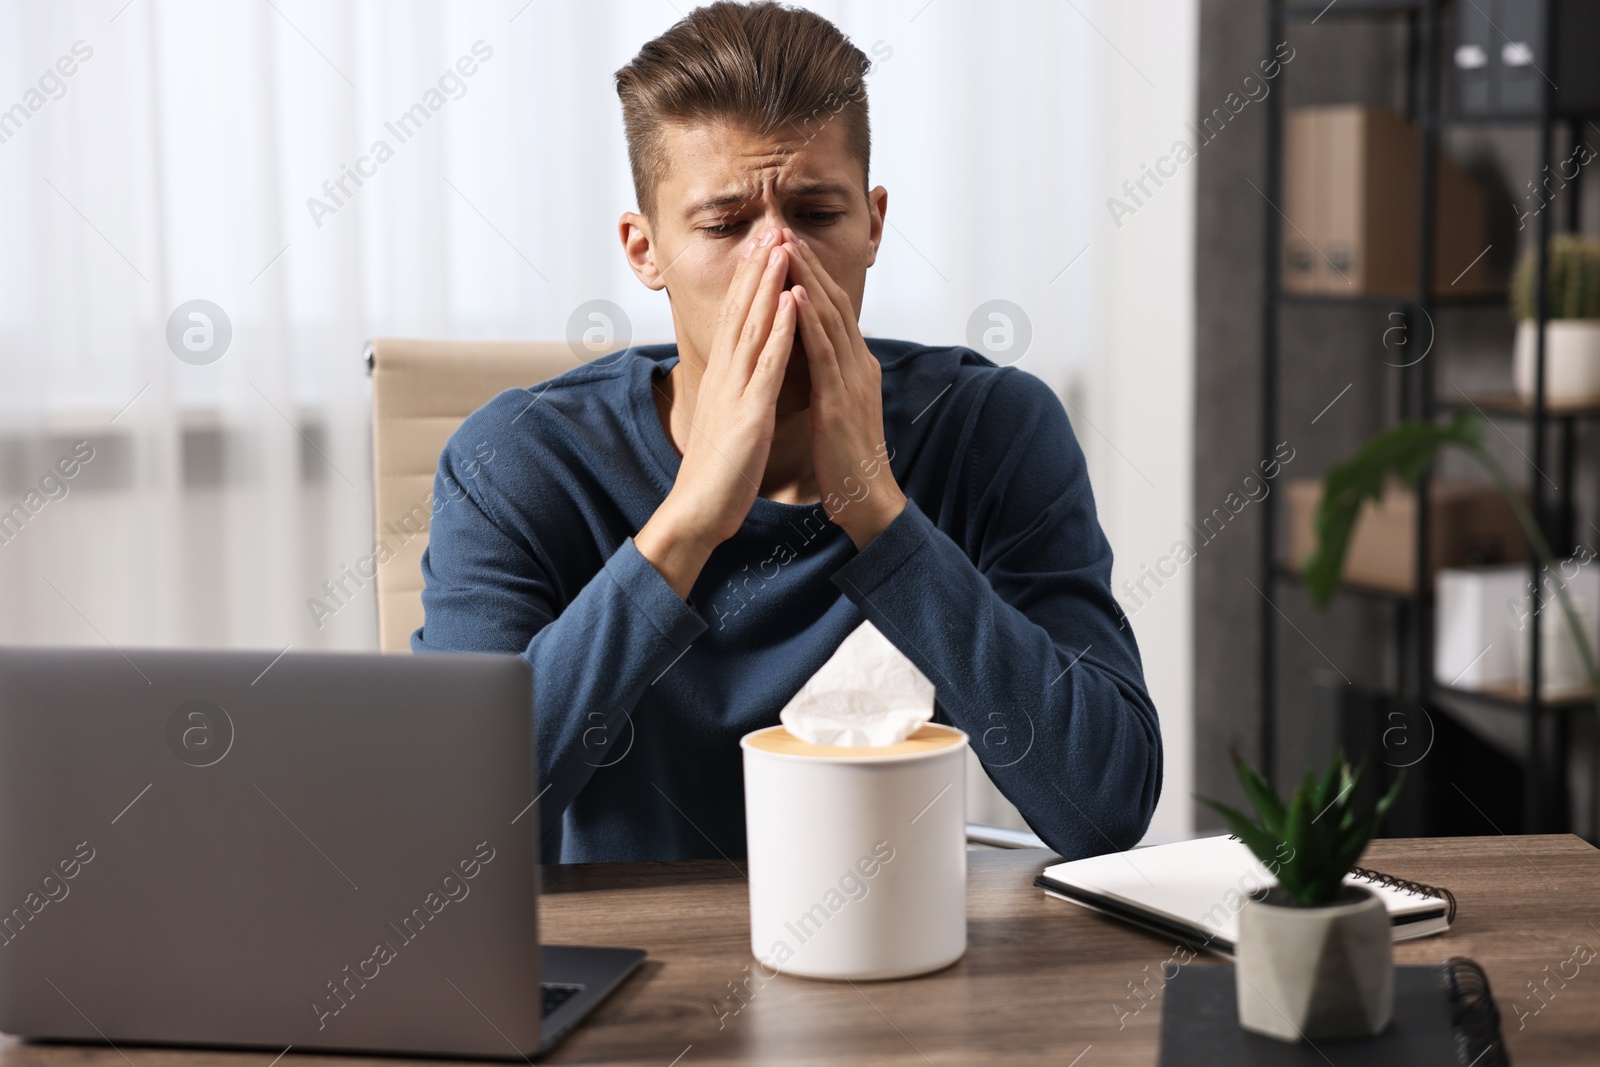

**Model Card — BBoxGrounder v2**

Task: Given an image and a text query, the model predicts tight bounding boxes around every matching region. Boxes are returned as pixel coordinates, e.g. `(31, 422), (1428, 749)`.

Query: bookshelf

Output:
(1259, 0), (1598, 839)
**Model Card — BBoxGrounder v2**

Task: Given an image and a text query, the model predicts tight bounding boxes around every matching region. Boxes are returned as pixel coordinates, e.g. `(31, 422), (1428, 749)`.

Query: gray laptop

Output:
(0, 645), (643, 1059)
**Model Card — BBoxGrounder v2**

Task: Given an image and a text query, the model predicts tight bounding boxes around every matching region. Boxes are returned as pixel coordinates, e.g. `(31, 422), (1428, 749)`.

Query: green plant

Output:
(1511, 234), (1600, 321)
(1302, 410), (1599, 724)
(1198, 750), (1403, 906)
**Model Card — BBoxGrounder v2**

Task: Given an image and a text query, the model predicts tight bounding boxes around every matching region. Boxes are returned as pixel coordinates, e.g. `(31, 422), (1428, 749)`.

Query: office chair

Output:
(363, 337), (1046, 852)
(366, 338), (581, 652)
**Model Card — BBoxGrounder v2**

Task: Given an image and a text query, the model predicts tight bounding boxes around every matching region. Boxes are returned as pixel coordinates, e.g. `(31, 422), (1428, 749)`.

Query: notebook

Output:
(1157, 959), (1507, 1066)
(1034, 835), (1455, 959)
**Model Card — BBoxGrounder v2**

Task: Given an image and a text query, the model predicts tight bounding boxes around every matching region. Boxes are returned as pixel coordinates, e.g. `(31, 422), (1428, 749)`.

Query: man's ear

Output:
(864, 185), (888, 269)
(620, 211), (668, 291)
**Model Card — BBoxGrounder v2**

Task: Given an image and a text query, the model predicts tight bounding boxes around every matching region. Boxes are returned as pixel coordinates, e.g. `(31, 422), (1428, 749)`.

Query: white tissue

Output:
(779, 619), (935, 746)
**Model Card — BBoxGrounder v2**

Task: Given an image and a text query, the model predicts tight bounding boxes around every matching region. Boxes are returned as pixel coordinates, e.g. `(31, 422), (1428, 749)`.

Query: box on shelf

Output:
(1454, 0), (1600, 117)
(1282, 106), (1493, 298)
(1517, 575), (1599, 699)
(1285, 477), (1526, 594)
(1435, 564), (1526, 689)
(1436, 562), (1600, 697)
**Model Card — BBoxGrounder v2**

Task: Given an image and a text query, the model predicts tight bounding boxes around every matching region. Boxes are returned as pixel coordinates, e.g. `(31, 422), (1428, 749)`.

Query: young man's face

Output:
(621, 116), (888, 415)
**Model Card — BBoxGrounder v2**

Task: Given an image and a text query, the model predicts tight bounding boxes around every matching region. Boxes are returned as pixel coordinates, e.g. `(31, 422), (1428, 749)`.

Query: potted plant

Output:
(1199, 751), (1404, 1042)
(1511, 234), (1600, 405)
(1301, 411), (1599, 721)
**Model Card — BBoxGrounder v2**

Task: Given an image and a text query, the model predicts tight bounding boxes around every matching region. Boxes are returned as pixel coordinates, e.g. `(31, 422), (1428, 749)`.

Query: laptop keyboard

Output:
(542, 982), (585, 1018)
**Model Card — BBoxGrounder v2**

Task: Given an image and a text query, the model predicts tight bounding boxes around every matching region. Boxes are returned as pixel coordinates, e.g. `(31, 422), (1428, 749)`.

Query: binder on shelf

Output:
(1278, 106), (1494, 298)
(1453, 0), (1600, 117)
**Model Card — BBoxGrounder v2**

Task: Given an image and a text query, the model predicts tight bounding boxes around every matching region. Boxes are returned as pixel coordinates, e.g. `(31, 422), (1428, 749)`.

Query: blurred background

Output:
(4, 0), (1596, 849)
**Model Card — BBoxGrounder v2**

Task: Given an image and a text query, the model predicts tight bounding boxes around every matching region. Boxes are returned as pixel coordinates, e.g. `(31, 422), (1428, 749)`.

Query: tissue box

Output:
(1286, 478), (1527, 594)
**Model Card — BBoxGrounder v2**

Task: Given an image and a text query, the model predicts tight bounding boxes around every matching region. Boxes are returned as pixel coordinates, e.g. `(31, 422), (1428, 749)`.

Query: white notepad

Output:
(1034, 835), (1455, 958)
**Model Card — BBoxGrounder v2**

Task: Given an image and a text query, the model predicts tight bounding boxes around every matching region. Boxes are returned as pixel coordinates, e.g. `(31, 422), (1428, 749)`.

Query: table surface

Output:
(1, 835), (1596, 1066)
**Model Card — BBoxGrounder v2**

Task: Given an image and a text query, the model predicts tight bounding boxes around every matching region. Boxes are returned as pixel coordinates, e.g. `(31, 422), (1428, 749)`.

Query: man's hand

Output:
(782, 228), (908, 550)
(635, 226), (799, 598)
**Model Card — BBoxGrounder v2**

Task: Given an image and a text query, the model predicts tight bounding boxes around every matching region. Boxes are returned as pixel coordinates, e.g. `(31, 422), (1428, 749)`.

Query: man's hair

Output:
(614, 1), (872, 221)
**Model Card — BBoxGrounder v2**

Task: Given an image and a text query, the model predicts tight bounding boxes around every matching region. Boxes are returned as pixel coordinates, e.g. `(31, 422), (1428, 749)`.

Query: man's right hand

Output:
(635, 226), (799, 600)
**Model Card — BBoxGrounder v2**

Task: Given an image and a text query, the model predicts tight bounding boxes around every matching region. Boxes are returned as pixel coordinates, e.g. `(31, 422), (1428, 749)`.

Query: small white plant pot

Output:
(1235, 886), (1394, 1042)
(1513, 318), (1600, 405)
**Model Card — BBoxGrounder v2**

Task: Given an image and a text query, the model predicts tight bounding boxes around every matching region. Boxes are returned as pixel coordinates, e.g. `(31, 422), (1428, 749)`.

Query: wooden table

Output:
(1, 836), (1595, 1065)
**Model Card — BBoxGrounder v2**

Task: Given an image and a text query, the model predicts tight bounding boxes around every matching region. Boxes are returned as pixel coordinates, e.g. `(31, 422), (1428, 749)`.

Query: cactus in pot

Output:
(1511, 234), (1600, 404)
(1512, 234), (1600, 321)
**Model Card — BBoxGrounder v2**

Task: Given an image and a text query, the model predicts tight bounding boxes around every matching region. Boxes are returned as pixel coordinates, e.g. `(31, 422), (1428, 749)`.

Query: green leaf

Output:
(1302, 413), (1485, 607)
(1334, 761), (1369, 850)
(1230, 750), (1286, 836)
(1311, 751), (1343, 813)
(1372, 770), (1405, 826)
(1283, 778), (1328, 903)
(1335, 811), (1379, 873)
(1335, 771), (1407, 872)
(1195, 796), (1284, 871)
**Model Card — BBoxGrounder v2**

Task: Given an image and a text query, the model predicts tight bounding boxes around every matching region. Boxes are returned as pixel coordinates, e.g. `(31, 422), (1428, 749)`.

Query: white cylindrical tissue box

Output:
(740, 723), (968, 981)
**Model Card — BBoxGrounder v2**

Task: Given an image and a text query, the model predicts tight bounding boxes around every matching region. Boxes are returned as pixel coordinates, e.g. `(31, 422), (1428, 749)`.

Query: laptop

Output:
(0, 645), (643, 1059)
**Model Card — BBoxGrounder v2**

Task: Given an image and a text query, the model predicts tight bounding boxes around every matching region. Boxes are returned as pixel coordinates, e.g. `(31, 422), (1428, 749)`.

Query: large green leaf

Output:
(1302, 412), (1484, 607)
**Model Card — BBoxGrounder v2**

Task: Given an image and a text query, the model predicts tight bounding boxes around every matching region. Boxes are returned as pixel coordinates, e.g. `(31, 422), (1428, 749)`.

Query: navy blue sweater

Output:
(413, 340), (1161, 863)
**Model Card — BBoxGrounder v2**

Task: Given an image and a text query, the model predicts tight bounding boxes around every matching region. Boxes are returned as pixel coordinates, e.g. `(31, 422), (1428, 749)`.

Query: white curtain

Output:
(0, 0), (1192, 837)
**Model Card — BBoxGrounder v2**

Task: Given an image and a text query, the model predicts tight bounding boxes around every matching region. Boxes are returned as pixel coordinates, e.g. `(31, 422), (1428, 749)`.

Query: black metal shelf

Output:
(1278, 290), (1508, 309)
(1438, 394), (1600, 420)
(1438, 111), (1600, 127)
(1271, 565), (1416, 603)
(1435, 682), (1597, 713)
(1260, 0), (1596, 841)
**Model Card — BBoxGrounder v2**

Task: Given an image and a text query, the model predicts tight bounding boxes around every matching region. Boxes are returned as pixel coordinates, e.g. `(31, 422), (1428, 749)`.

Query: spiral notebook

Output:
(1034, 835), (1456, 959)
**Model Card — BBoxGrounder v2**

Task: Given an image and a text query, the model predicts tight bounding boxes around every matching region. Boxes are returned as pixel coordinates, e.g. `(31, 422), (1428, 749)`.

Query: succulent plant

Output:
(1511, 234), (1600, 321)
(1198, 750), (1403, 907)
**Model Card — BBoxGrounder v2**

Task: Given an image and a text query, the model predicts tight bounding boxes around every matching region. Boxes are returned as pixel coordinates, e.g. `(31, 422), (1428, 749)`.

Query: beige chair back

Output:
(367, 338), (591, 652)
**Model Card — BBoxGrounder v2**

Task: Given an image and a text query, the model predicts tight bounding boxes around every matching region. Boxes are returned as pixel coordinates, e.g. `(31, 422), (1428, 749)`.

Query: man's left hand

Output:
(782, 228), (907, 551)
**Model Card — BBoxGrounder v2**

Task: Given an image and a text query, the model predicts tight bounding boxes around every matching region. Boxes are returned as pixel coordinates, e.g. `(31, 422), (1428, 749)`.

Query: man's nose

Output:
(753, 216), (797, 288)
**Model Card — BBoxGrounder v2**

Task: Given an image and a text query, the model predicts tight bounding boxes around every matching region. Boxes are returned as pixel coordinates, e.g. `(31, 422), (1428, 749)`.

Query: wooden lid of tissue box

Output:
(742, 723), (967, 760)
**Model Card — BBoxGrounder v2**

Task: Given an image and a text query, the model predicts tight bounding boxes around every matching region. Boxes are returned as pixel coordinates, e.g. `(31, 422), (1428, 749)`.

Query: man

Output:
(414, 1), (1161, 864)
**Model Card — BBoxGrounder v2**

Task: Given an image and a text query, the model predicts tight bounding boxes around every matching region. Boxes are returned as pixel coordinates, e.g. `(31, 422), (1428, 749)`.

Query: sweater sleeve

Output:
(829, 369), (1161, 858)
(411, 433), (708, 856)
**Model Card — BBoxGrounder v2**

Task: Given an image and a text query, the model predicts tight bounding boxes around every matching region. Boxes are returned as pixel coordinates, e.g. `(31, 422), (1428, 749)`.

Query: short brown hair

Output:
(614, 1), (872, 220)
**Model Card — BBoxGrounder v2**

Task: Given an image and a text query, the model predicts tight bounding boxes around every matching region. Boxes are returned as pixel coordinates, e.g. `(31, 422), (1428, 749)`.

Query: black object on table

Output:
(1158, 958), (1507, 1066)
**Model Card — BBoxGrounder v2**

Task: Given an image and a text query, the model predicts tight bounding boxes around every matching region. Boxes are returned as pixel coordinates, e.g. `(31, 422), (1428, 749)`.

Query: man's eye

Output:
(700, 221), (744, 237)
(801, 211), (842, 225)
